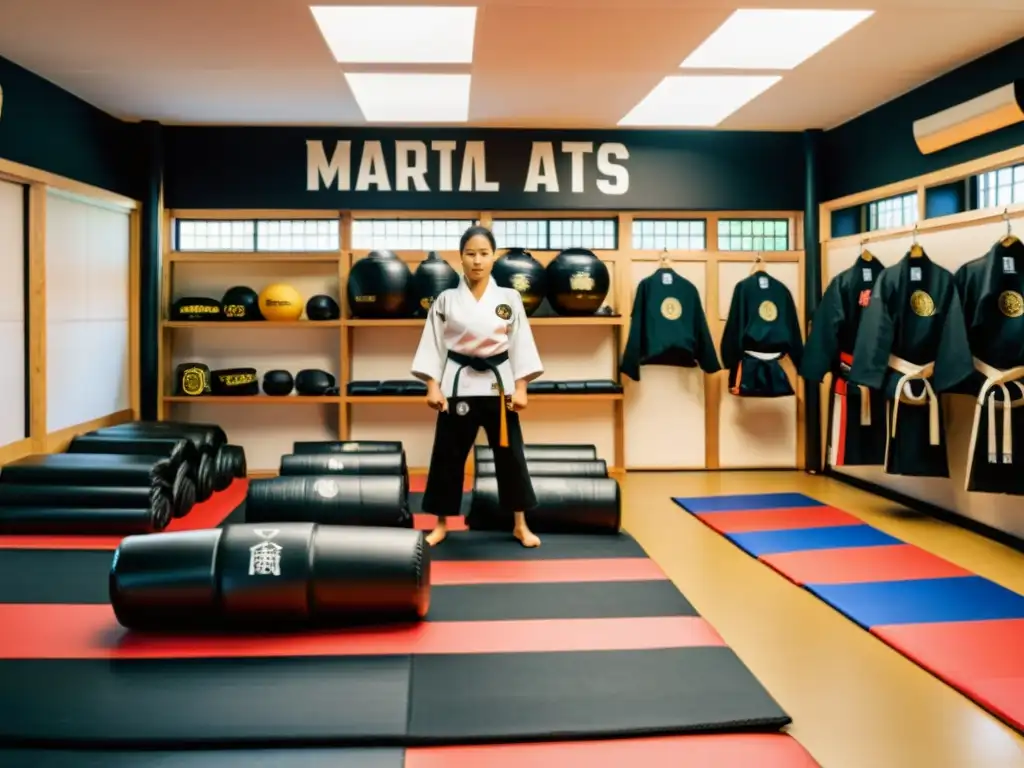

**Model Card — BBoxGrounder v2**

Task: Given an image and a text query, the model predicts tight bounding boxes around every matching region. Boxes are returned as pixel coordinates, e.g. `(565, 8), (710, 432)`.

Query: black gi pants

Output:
(421, 395), (537, 518)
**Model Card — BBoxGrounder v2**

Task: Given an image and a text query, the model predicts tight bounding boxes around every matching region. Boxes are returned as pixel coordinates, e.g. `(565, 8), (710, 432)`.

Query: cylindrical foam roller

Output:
(293, 440), (403, 454)
(66, 435), (200, 482)
(474, 443), (598, 463)
(280, 451), (406, 477)
(475, 459), (607, 478)
(245, 475), (410, 528)
(109, 523), (430, 629)
(0, 506), (170, 535)
(468, 475), (620, 534)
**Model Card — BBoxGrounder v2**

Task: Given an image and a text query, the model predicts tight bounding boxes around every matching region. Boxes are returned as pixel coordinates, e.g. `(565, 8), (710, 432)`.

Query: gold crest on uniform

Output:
(660, 297), (682, 320)
(909, 290), (935, 317)
(998, 290), (1024, 318)
(495, 303), (512, 320)
(758, 300), (778, 322)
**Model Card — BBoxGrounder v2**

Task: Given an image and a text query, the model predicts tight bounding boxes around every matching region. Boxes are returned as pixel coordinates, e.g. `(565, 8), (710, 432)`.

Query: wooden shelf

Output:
(343, 315), (623, 327)
(168, 252), (341, 264)
(163, 320), (342, 329)
(163, 395), (342, 404)
(345, 393), (622, 404)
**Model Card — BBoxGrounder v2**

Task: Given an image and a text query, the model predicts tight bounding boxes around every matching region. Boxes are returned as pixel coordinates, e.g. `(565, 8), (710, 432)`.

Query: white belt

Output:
(888, 355), (939, 446)
(973, 358), (1024, 464)
(744, 350), (783, 361)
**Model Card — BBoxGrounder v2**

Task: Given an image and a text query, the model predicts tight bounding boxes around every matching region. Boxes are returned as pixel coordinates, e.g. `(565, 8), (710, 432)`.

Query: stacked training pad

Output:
(467, 443), (621, 533)
(673, 491), (1024, 733)
(0, 515), (818, 765)
(245, 440), (411, 527)
(0, 420), (247, 537)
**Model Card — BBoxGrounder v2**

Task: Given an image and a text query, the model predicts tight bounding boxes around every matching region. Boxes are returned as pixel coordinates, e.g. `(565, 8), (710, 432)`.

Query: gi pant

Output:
(421, 395), (537, 518)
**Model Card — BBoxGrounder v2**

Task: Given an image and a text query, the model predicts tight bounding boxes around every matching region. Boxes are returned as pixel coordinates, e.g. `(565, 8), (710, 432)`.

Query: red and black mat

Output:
(0, 480), (817, 766)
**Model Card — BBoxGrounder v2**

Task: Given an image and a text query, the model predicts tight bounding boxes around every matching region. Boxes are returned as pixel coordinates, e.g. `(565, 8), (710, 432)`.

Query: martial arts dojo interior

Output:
(2, 2), (1024, 767)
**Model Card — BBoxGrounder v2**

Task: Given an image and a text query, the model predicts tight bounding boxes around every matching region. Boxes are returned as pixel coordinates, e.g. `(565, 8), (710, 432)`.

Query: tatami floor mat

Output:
(673, 490), (1024, 733)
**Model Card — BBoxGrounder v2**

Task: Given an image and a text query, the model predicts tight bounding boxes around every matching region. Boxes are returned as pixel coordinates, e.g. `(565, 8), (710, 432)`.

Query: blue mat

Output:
(726, 524), (901, 557)
(806, 576), (1024, 629)
(672, 492), (822, 514)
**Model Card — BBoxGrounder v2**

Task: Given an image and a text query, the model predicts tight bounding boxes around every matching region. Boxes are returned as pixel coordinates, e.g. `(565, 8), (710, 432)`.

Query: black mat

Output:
(0, 748), (403, 768)
(430, 531), (644, 560)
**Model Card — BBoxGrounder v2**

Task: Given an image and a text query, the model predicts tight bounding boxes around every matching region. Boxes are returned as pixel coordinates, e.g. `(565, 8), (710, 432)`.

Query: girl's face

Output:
(461, 234), (495, 281)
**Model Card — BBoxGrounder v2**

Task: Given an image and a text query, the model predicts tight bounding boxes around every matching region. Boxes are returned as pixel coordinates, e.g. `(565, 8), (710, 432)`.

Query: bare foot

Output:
(513, 525), (541, 548)
(425, 522), (448, 547)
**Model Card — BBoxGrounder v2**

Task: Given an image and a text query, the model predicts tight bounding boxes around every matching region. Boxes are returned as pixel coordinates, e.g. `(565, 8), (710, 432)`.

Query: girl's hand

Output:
(508, 389), (528, 412)
(426, 382), (448, 412)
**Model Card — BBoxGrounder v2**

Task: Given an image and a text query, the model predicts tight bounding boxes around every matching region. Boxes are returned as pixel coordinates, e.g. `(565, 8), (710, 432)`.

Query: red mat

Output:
(761, 544), (975, 586)
(696, 506), (861, 534)
(873, 618), (1024, 732)
(406, 733), (820, 767)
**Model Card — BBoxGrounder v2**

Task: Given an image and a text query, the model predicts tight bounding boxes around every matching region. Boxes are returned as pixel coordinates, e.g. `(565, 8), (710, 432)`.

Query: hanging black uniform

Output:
(800, 255), (887, 467)
(936, 237), (1024, 494)
(848, 249), (973, 477)
(721, 271), (804, 397)
(620, 267), (721, 381)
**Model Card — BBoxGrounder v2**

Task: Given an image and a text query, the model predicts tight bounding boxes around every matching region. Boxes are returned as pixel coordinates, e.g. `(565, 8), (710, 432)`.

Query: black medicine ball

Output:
(306, 294), (340, 321)
(262, 370), (295, 396)
(221, 286), (262, 321)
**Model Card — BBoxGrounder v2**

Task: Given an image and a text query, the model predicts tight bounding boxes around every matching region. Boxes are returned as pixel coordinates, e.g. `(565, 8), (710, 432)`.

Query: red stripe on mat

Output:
(406, 733), (820, 767)
(0, 605), (724, 659)
(761, 544), (973, 585)
(432, 558), (666, 585)
(0, 480), (249, 551)
(873, 618), (1024, 731)
(414, 514), (467, 532)
(696, 506), (861, 534)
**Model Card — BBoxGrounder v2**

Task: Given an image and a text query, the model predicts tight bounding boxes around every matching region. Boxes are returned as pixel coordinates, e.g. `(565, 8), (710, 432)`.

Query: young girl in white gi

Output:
(411, 225), (544, 547)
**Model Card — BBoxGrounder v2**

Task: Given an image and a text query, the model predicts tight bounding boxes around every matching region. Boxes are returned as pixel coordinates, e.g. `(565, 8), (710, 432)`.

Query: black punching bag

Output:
(412, 251), (459, 316)
(347, 250), (413, 319)
(492, 248), (546, 316)
(546, 247), (611, 316)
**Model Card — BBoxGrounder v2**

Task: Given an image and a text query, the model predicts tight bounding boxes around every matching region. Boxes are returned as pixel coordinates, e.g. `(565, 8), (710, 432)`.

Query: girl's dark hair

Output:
(460, 224), (496, 253)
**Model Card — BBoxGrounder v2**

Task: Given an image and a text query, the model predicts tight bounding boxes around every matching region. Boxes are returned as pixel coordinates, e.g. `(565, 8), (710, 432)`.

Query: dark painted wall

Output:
(822, 37), (1024, 201)
(0, 55), (139, 198)
(162, 126), (806, 211)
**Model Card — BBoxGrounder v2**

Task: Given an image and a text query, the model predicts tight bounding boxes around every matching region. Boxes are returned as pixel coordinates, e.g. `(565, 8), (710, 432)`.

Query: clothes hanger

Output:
(749, 252), (766, 275)
(659, 247), (671, 268)
(859, 236), (874, 261)
(1000, 208), (1019, 247)
(908, 224), (924, 258)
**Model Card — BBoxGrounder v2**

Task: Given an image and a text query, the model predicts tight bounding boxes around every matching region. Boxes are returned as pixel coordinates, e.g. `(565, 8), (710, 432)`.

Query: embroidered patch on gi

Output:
(660, 297), (682, 320)
(495, 303), (513, 320)
(455, 401), (470, 416)
(998, 290), (1023, 318)
(909, 290), (935, 317)
(758, 300), (778, 322)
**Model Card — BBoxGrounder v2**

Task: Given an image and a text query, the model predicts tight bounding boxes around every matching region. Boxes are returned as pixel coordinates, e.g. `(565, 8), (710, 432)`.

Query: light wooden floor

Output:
(620, 470), (1024, 768)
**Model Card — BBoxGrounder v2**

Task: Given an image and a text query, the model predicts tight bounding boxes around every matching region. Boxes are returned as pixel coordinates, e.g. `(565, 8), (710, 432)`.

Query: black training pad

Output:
(0, 657), (412, 748)
(406, 648), (790, 741)
(0, 748), (404, 768)
(431, 531), (645, 560)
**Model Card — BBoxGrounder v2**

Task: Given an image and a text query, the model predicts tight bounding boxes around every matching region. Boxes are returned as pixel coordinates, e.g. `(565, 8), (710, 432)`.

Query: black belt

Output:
(447, 350), (510, 447)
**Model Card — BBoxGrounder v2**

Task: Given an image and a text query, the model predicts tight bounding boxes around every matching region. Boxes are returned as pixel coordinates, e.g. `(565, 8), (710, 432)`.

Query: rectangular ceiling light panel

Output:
(345, 73), (472, 122)
(311, 5), (478, 64)
(680, 9), (874, 70)
(618, 75), (781, 127)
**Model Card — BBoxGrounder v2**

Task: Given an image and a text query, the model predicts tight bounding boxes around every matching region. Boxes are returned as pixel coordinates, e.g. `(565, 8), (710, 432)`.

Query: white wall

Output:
(826, 217), (1024, 540)
(169, 261), (342, 471)
(45, 191), (131, 432)
(0, 180), (26, 447)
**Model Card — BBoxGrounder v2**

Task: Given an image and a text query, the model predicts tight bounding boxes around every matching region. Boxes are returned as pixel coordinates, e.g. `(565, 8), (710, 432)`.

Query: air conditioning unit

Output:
(912, 81), (1024, 155)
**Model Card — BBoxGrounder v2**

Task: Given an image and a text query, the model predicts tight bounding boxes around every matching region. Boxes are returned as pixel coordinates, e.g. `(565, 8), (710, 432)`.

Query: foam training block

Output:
(805, 576), (1024, 630)
(695, 506), (861, 535)
(672, 492), (822, 513)
(726, 524), (901, 558)
(761, 543), (974, 586)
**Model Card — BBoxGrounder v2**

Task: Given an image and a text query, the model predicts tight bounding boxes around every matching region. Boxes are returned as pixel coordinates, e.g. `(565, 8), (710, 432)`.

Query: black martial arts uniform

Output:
(411, 276), (542, 519)
(721, 271), (804, 397)
(849, 249), (973, 477)
(937, 236), (1024, 493)
(801, 254), (887, 467)
(620, 267), (722, 381)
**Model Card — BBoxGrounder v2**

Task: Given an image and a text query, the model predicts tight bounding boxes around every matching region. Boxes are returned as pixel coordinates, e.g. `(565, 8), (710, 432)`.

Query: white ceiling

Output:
(0, 0), (1022, 130)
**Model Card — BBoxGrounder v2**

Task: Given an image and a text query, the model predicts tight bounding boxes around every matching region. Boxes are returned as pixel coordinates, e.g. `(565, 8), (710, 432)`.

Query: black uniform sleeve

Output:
(692, 290), (722, 374)
(848, 276), (894, 390)
(781, 284), (805, 368)
(933, 287), (976, 393)
(719, 280), (747, 371)
(620, 276), (648, 382)
(799, 277), (844, 383)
